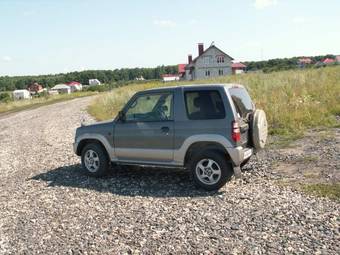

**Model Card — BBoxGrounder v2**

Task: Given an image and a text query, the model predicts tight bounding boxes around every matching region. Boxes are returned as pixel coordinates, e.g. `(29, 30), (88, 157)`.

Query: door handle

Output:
(161, 126), (170, 133)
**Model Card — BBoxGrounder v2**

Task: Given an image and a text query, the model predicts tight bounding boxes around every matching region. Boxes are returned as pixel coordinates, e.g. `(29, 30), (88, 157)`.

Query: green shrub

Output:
(0, 92), (12, 103)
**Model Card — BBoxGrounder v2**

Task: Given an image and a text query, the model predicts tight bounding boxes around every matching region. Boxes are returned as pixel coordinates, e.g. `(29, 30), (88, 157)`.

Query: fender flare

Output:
(74, 133), (115, 160)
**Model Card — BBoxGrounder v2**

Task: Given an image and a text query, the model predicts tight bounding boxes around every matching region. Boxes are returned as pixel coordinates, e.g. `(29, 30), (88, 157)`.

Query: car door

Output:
(114, 91), (174, 163)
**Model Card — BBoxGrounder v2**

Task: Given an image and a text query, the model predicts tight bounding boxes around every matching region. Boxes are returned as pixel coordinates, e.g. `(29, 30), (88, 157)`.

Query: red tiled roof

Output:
(323, 58), (335, 64)
(178, 64), (186, 73)
(232, 62), (247, 68)
(335, 56), (340, 62)
(66, 81), (81, 86)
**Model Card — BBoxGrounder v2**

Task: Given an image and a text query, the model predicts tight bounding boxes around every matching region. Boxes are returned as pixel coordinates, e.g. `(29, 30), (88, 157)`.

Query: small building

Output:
(298, 57), (313, 67)
(135, 76), (145, 81)
(48, 90), (59, 96)
(335, 56), (340, 63)
(161, 74), (180, 82)
(232, 62), (247, 74)
(66, 81), (82, 92)
(89, 79), (101, 86)
(323, 58), (335, 65)
(184, 42), (234, 80)
(51, 84), (71, 94)
(27, 82), (44, 94)
(12, 89), (31, 100)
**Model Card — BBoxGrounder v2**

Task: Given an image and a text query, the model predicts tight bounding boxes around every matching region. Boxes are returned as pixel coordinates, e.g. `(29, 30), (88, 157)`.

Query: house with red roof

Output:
(232, 62), (247, 74)
(66, 81), (82, 92)
(27, 82), (44, 94)
(184, 42), (234, 80)
(323, 58), (335, 65)
(335, 55), (340, 63)
(298, 57), (313, 67)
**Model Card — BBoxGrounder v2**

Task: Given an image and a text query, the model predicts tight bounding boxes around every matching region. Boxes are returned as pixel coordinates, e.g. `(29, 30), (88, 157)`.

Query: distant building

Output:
(89, 79), (101, 86)
(66, 81), (82, 92)
(27, 82), (44, 94)
(298, 57), (313, 67)
(161, 74), (180, 82)
(51, 84), (71, 94)
(13, 89), (31, 100)
(336, 55), (340, 63)
(135, 76), (145, 81)
(232, 62), (247, 74)
(184, 43), (234, 80)
(323, 58), (335, 65)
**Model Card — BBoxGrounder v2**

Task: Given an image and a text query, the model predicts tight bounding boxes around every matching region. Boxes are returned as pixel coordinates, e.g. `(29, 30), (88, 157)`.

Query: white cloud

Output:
(2, 56), (12, 62)
(254, 0), (278, 9)
(153, 19), (176, 28)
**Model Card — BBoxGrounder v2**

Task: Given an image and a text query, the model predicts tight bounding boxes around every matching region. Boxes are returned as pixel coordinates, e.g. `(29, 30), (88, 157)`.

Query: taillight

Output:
(232, 121), (241, 142)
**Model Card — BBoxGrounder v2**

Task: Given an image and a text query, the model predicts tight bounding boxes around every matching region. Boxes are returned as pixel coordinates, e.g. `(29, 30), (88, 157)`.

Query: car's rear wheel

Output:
(81, 143), (110, 177)
(190, 151), (233, 191)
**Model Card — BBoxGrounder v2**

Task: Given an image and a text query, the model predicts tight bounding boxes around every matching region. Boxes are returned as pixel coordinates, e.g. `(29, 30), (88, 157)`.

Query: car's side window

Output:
(125, 92), (173, 122)
(185, 90), (225, 120)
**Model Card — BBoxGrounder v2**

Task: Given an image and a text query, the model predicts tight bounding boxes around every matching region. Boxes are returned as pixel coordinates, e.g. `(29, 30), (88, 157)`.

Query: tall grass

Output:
(0, 91), (97, 114)
(88, 66), (340, 137)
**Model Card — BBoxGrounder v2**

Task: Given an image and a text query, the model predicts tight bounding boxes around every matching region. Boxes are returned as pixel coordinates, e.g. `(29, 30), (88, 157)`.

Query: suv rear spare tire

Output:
(252, 109), (268, 151)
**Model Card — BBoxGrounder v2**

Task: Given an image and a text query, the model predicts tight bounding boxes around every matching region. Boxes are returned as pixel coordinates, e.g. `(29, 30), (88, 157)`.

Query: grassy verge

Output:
(88, 66), (340, 138)
(302, 183), (340, 201)
(0, 91), (97, 115)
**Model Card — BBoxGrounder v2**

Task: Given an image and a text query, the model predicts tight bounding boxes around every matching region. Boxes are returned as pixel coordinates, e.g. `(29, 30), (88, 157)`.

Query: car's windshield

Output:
(228, 87), (253, 118)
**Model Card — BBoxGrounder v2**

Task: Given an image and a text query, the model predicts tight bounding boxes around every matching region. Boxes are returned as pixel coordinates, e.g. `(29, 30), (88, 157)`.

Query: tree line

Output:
(0, 65), (178, 91)
(244, 54), (336, 73)
(0, 54), (338, 91)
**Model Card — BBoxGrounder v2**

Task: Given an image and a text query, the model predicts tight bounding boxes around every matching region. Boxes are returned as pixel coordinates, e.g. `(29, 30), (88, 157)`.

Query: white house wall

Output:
(186, 46), (233, 80)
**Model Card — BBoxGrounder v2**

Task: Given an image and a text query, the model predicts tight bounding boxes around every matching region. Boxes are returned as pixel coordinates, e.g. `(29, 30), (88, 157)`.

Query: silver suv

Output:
(74, 84), (268, 190)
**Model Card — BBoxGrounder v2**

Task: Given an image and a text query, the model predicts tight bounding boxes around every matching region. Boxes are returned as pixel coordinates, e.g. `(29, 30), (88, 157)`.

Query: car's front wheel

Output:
(190, 151), (233, 191)
(81, 143), (110, 177)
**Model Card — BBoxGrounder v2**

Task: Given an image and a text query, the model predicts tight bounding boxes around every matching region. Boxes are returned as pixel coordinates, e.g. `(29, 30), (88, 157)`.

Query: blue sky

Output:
(0, 0), (339, 76)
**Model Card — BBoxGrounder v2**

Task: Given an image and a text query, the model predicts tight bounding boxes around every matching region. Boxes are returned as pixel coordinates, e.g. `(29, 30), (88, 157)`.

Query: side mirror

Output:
(118, 111), (126, 122)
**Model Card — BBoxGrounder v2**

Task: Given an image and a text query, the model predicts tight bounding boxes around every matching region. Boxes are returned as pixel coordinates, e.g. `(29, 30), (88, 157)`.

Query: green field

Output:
(0, 91), (97, 115)
(88, 66), (340, 139)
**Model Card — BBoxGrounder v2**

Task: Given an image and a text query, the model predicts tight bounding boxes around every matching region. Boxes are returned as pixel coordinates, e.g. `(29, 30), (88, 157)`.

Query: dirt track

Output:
(0, 98), (339, 254)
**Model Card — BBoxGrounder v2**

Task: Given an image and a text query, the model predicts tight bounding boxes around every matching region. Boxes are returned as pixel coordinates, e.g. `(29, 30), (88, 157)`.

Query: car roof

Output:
(142, 83), (245, 93)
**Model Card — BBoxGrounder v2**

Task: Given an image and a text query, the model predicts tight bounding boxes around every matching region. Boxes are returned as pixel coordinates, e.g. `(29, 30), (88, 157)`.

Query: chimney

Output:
(198, 43), (204, 56)
(188, 54), (192, 64)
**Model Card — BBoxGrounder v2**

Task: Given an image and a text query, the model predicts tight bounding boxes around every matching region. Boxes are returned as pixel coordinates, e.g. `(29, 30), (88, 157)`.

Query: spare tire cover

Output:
(252, 109), (268, 150)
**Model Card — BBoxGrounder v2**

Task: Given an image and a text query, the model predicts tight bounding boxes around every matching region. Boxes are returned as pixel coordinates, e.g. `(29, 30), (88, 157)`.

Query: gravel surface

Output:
(0, 97), (339, 254)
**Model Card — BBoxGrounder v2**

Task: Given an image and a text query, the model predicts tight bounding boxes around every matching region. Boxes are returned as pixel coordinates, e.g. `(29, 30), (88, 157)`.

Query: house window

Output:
(217, 56), (225, 63)
(205, 70), (210, 76)
(219, 69), (223, 76)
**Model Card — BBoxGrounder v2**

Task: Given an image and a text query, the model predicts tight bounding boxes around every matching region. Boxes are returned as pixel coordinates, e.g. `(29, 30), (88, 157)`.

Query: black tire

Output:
(241, 156), (251, 169)
(81, 143), (110, 177)
(189, 151), (233, 191)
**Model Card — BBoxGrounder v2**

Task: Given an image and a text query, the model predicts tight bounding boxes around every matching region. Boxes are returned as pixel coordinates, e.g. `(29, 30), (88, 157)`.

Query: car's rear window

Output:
(228, 87), (253, 118)
(185, 90), (225, 120)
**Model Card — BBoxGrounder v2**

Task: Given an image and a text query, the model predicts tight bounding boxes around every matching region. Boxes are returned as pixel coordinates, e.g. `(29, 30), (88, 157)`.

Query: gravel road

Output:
(0, 98), (339, 254)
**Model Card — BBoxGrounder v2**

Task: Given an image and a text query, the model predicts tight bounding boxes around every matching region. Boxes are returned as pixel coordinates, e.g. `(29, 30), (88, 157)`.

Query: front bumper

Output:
(73, 142), (79, 154)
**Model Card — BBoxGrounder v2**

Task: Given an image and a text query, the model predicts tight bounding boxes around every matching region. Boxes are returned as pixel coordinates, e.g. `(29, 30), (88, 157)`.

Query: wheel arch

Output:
(76, 139), (110, 160)
(184, 141), (231, 167)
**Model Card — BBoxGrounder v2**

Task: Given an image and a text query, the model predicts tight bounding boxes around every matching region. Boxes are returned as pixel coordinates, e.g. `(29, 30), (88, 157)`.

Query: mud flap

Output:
(233, 166), (242, 179)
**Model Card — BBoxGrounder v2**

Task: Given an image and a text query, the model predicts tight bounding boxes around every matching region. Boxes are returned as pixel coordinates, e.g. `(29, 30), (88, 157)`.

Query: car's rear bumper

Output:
(227, 146), (253, 166)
